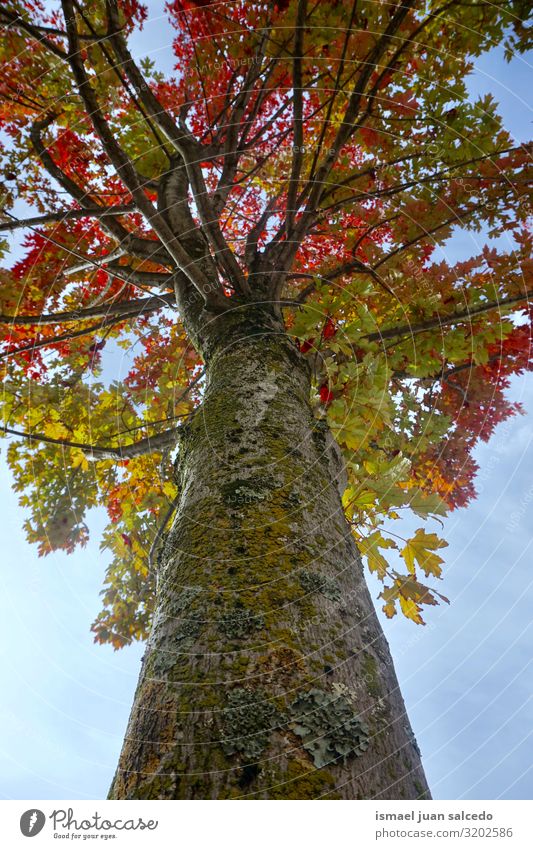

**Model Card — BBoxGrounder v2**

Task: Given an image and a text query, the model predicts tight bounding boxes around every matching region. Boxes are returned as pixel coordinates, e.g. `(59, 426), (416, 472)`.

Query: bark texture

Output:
(109, 304), (431, 800)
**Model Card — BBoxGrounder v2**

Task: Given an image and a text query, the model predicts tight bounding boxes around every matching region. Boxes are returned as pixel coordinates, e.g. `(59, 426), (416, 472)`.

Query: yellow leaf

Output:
(43, 420), (70, 440)
(343, 486), (375, 511)
(401, 527), (447, 578)
(383, 600), (397, 619)
(399, 594), (425, 625)
(380, 585), (399, 619)
(162, 480), (177, 499)
(71, 449), (89, 471)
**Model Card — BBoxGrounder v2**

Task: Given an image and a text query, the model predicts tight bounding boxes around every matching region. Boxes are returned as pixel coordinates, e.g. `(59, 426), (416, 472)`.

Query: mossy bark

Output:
(108, 303), (431, 800)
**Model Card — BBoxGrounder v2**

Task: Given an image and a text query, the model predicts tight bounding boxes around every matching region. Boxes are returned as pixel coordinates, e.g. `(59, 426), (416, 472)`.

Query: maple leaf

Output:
(401, 529), (448, 579)
(399, 595), (425, 626)
(319, 384), (334, 405)
(358, 531), (397, 580)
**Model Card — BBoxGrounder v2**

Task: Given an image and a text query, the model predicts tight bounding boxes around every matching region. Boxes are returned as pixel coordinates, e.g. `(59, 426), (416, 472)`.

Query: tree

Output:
(0, 0), (531, 800)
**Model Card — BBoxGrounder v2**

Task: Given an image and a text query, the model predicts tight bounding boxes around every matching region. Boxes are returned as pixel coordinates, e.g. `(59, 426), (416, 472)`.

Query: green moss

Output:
(414, 779), (429, 799)
(362, 651), (382, 699)
(311, 418), (329, 455)
(228, 654), (251, 679)
(268, 759), (338, 800)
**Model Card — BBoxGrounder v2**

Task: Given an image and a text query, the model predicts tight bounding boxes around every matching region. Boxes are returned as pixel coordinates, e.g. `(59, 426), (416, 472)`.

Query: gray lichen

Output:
(218, 607), (265, 639)
(166, 586), (203, 615)
(220, 475), (275, 506)
(310, 419), (348, 497)
(173, 611), (203, 643)
(298, 569), (341, 602)
(220, 687), (284, 761)
(148, 586), (204, 675)
(164, 587), (204, 644)
(149, 611), (203, 676)
(403, 723), (421, 756)
(290, 688), (369, 768)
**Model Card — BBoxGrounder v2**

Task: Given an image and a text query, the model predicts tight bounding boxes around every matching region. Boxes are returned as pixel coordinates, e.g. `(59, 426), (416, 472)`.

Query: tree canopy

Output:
(0, 0), (531, 647)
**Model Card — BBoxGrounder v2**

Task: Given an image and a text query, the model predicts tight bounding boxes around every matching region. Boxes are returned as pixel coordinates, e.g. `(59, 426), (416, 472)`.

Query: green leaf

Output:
(358, 531), (397, 580)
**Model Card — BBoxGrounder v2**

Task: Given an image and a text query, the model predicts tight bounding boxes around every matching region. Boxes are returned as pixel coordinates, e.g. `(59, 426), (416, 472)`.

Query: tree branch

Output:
(304, 1), (416, 211)
(104, 0), (246, 297)
(364, 290), (533, 345)
(1, 370), (204, 459)
(60, 0), (220, 304)
(30, 114), (132, 246)
(269, 1), (416, 282)
(286, 260), (399, 301)
(285, 0), (306, 238)
(3, 206), (170, 286)
(0, 423), (178, 460)
(72, 0), (172, 160)
(0, 203), (136, 232)
(305, 0), (358, 195)
(0, 293), (174, 326)
(1, 314), (129, 360)
(372, 194), (515, 271)
(319, 145), (528, 215)
(211, 30), (272, 222)
(0, 4), (67, 58)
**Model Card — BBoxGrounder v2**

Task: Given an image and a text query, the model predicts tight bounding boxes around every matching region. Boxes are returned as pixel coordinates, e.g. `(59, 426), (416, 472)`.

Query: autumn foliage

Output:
(0, 0), (531, 646)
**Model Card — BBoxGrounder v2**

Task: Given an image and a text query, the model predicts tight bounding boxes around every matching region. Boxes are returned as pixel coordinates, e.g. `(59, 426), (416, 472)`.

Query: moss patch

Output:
(362, 651), (382, 699)
(268, 759), (338, 799)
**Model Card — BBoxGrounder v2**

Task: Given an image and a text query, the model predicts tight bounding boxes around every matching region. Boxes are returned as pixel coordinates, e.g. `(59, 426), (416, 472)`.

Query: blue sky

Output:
(0, 6), (531, 800)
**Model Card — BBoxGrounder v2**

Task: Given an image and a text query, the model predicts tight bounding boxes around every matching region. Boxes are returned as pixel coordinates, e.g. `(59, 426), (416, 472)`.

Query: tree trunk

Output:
(108, 304), (431, 800)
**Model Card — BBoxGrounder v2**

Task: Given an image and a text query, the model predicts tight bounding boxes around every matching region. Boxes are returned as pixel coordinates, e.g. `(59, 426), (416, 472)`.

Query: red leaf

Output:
(300, 337), (315, 353)
(323, 317), (337, 339)
(319, 384), (334, 405)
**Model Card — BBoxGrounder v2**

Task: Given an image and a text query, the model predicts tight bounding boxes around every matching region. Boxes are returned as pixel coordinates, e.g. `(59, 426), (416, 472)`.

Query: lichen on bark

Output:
(109, 305), (430, 800)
